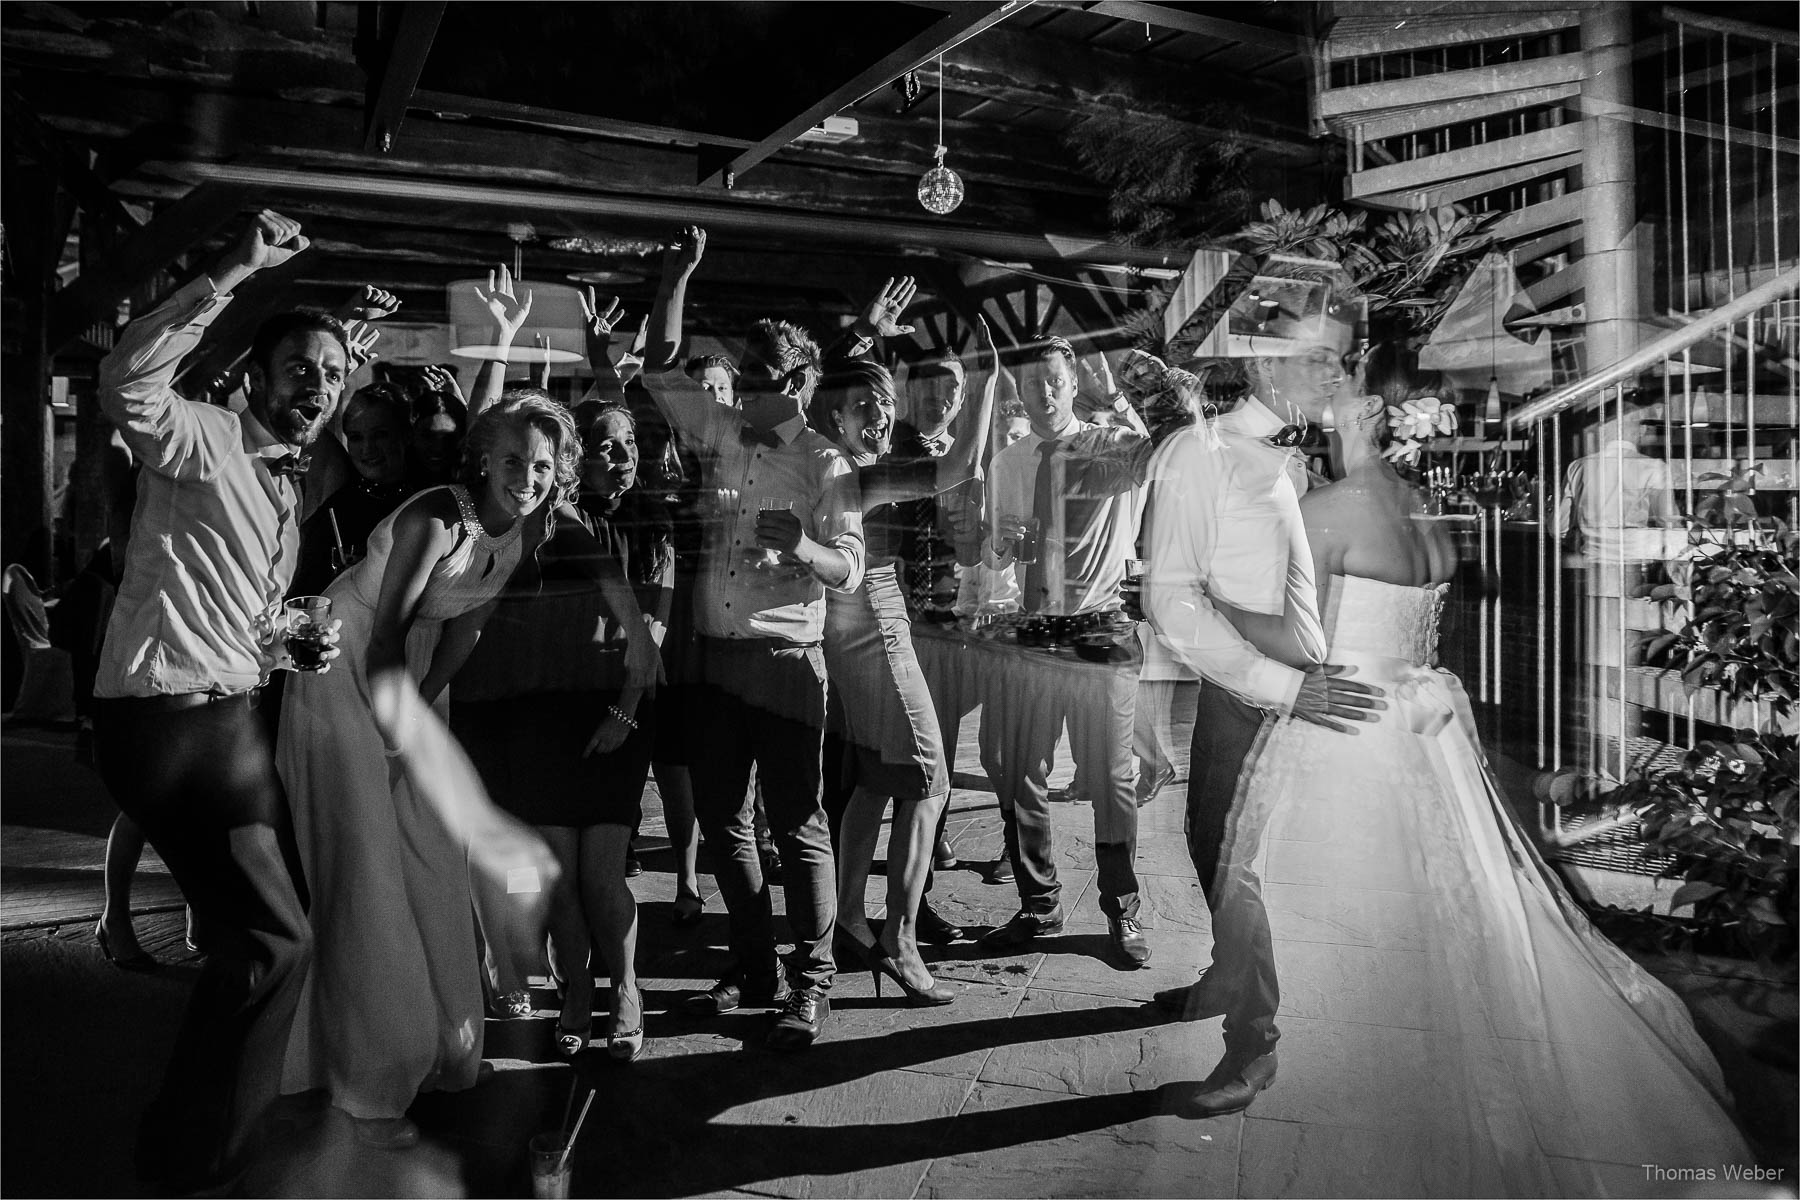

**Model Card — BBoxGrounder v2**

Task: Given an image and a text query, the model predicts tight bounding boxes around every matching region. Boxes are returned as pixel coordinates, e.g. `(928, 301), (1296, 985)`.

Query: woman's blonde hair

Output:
(461, 388), (581, 504)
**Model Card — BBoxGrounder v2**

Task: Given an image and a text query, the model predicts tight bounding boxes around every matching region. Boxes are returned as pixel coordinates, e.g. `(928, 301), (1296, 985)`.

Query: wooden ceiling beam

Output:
(700, 1), (1018, 188)
(1078, 1), (1305, 55)
(49, 183), (249, 354)
(359, 0), (447, 154)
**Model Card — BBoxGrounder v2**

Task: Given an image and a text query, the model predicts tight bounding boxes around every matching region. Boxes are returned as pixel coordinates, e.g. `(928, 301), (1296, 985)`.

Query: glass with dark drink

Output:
(1121, 558), (1148, 621)
(284, 595), (332, 672)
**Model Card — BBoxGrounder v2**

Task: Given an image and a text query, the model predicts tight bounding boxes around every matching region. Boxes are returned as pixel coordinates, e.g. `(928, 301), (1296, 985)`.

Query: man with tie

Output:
(90, 210), (342, 1191)
(980, 336), (1153, 968)
(1141, 276), (1384, 1118)
(640, 227), (865, 1050)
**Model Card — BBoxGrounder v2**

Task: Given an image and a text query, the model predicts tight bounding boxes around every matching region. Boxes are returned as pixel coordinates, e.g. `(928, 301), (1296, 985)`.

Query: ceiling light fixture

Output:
(917, 54), (964, 215)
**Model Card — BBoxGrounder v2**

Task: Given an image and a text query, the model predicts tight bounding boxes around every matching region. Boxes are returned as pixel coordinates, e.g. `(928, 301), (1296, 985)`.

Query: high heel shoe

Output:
(869, 948), (955, 1007)
(95, 921), (158, 972)
(606, 985), (645, 1063)
(554, 1019), (591, 1058)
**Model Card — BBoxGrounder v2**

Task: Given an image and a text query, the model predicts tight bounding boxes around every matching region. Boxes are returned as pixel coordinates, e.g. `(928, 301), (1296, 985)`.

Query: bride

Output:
(1216, 348), (1753, 1194)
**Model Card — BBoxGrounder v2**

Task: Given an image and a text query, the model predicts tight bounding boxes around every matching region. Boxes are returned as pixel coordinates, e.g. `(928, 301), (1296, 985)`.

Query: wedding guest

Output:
(288, 381), (414, 599)
(277, 391), (594, 1149)
(640, 226), (864, 1050)
(1142, 274), (1383, 1116)
(980, 336), (1153, 968)
(810, 348), (995, 1004)
(407, 384), (469, 489)
(453, 401), (671, 1063)
(687, 352), (739, 406)
(580, 300), (706, 924)
(89, 210), (339, 1191)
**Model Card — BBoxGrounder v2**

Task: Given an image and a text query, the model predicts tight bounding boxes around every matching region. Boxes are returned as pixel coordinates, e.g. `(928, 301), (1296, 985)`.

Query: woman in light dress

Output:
(1222, 347), (1753, 1194)
(277, 391), (575, 1149)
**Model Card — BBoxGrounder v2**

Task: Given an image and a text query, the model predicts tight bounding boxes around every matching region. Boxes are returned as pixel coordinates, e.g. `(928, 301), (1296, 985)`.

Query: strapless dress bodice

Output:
(1323, 575), (1446, 671)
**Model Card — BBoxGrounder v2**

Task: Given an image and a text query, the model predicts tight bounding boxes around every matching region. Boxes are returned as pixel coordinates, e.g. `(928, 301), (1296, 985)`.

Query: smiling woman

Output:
(273, 390), (581, 1148)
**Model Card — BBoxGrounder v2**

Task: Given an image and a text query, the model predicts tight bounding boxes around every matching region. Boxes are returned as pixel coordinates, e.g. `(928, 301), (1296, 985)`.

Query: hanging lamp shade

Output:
(918, 146), (964, 215)
(446, 279), (585, 364)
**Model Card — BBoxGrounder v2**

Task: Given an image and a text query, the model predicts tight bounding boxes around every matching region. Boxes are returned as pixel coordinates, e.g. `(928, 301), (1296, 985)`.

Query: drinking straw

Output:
(558, 1088), (596, 1174)
(559, 1072), (579, 1136)
(327, 508), (346, 557)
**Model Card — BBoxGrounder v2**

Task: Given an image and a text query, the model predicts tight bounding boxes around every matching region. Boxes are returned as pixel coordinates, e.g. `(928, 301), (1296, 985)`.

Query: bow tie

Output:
(266, 452), (311, 480)
(1266, 424), (1309, 449)
(739, 425), (781, 449)
(918, 432), (951, 458)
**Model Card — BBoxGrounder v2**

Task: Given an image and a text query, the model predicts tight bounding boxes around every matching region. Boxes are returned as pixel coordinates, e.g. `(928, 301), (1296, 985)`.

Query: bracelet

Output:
(607, 705), (639, 731)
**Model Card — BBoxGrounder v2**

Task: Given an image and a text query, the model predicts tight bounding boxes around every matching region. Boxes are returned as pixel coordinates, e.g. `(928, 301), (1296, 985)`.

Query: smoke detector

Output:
(795, 116), (859, 145)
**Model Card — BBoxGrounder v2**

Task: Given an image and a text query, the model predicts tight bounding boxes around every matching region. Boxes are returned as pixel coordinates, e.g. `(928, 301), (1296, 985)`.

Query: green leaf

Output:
(1669, 881), (1725, 910)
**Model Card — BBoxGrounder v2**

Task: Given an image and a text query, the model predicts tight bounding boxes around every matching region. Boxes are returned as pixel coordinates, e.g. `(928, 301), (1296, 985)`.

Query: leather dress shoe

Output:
(1106, 915), (1151, 968)
(933, 836), (960, 871)
(1046, 785), (1086, 804)
(683, 973), (788, 1017)
(981, 907), (1064, 949)
(987, 858), (1015, 885)
(766, 987), (829, 1051)
(1168, 1050), (1277, 1118)
(1151, 979), (1229, 1020)
(916, 901), (964, 945)
(1135, 766), (1176, 808)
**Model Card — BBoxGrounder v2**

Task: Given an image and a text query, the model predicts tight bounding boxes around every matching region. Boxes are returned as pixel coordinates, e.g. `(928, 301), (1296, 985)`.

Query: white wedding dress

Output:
(1234, 574), (1753, 1197)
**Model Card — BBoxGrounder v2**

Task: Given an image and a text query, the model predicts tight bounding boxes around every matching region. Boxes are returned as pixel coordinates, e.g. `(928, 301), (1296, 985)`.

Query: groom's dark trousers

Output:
(1185, 682), (1280, 1059)
(94, 693), (312, 1187)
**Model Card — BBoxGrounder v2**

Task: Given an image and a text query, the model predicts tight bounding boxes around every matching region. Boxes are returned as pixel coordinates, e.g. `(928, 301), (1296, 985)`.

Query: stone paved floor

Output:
(3, 697), (1793, 1198)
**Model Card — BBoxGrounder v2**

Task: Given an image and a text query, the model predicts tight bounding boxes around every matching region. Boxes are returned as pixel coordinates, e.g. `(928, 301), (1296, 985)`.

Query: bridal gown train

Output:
(277, 485), (526, 1120)
(1234, 574), (1753, 1197)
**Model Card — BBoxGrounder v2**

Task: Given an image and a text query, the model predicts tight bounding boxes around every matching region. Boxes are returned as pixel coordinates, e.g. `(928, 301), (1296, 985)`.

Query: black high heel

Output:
(95, 921), (158, 972)
(869, 948), (955, 1007)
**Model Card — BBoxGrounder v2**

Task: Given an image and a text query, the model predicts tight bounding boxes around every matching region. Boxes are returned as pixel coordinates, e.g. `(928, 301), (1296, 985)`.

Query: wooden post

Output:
(1, 154), (58, 581)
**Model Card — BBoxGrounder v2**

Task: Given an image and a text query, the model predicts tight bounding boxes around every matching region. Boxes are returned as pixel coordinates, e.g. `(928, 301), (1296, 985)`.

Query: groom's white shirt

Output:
(1142, 395), (1327, 714)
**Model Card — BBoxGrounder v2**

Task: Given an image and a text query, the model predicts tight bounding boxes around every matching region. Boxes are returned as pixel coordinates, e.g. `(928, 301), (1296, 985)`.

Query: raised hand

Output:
(578, 287), (626, 340)
(858, 276), (918, 339)
(1080, 352), (1117, 401)
(533, 333), (553, 389)
(1290, 663), (1385, 735)
(616, 316), (650, 383)
(664, 225), (707, 276)
(335, 284), (402, 323)
(216, 209), (310, 284)
(343, 320), (381, 371)
(420, 364), (464, 403)
(472, 264), (534, 345)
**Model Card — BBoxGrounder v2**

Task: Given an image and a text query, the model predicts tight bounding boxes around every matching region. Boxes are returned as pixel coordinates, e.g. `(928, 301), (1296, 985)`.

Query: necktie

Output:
(1022, 440), (1059, 614)
(739, 425), (780, 449)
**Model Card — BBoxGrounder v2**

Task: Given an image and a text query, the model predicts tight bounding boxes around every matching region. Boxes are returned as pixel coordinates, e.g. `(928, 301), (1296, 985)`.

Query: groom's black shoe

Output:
(1152, 979), (1228, 1020)
(981, 907), (1064, 949)
(1168, 1050), (1277, 1118)
(683, 972), (788, 1017)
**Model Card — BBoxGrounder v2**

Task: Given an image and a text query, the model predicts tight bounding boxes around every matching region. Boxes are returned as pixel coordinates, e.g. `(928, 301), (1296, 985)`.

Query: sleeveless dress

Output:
(276, 484), (527, 1120)
(1232, 575), (1752, 1196)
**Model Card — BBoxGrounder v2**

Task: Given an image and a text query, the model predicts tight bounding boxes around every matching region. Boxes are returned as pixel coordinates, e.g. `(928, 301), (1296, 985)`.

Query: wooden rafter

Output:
(360, 0), (448, 154)
(699, 1), (1017, 187)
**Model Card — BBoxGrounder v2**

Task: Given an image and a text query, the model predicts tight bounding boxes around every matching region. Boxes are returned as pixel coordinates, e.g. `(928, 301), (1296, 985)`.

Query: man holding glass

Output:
(639, 226), (865, 1050)
(89, 209), (344, 1191)
(981, 336), (1153, 968)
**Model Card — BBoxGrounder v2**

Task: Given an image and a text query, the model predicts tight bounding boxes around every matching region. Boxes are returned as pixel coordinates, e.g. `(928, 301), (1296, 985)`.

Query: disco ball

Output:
(917, 147), (964, 215)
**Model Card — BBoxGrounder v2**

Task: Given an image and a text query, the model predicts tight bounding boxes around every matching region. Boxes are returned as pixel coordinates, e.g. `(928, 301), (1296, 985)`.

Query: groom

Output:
(1141, 275), (1383, 1117)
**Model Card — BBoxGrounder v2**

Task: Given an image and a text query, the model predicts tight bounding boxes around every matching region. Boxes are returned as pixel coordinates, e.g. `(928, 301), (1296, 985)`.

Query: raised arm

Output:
(468, 264), (534, 418)
(580, 287), (630, 405)
(645, 225), (703, 372)
(99, 209), (310, 479)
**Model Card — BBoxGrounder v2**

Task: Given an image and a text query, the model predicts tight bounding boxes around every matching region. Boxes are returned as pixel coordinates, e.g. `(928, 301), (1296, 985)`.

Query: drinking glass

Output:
(283, 596), (332, 672)
(1121, 557), (1148, 621)
(528, 1132), (572, 1199)
(1003, 514), (1040, 564)
(746, 496), (794, 573)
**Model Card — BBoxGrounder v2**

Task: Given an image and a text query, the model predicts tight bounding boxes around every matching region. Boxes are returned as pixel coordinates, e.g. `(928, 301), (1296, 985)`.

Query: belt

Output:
(700, 635), (821, 651)
(94, 688), (262, 714)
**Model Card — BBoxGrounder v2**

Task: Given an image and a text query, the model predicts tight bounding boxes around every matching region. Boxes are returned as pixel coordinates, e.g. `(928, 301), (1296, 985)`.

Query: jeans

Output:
(688, 639), (837, 991)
